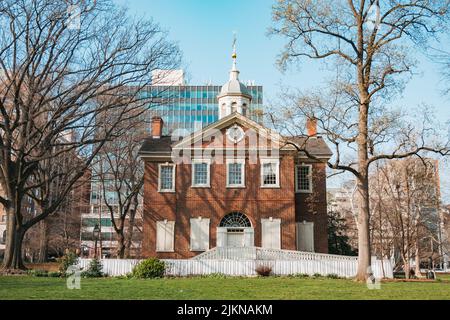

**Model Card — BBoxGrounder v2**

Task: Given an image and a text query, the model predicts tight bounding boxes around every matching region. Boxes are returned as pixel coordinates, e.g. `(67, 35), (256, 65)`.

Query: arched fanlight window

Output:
(219, 212), (251, 228)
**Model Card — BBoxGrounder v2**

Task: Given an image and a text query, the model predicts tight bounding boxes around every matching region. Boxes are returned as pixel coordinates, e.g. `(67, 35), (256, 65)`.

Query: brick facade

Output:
(140, 114), (331, 258)
(295, 162), (329, 253)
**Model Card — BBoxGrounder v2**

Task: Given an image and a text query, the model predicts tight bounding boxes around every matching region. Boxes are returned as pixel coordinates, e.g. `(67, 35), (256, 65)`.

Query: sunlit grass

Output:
(0, 276), (449, 300)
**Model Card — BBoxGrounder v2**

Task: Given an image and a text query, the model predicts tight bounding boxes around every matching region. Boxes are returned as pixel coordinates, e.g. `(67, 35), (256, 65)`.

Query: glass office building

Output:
(144, 85), (263, 135)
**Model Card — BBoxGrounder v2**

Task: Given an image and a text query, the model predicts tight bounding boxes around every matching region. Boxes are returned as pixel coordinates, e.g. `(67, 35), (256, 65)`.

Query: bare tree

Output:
(0, 0), (181, 270)
(430, 37), (450, 96)
(92, 117), (145, 259)
(21, 169), (89, 262)
(368, 162), (394, 275)
(28, 144), (91, 262)
(270, 0), (450, 280)
(47, 174), (91, 257)
(370, 159), (441, 278)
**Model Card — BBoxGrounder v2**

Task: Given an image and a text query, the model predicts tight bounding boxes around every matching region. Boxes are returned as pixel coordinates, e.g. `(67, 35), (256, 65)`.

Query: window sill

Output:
(296, 190), (313, 194)
(226, 185), (246, 189)
(158, 190), (176, 193)
(191, 185), (211, 188)
(260, 185), (280, 189)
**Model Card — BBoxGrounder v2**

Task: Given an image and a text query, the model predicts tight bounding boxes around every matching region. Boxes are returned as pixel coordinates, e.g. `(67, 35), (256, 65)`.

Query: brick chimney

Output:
(306, 117), (317, 137)
(151, 116), (163, 139)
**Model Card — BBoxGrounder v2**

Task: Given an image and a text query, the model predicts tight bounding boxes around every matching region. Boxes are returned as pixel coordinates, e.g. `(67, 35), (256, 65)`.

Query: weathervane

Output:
(232, 31), (237, 59)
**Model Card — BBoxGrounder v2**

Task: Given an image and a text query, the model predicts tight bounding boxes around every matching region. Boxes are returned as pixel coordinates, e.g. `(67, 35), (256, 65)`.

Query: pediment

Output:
(173, 112), (286, 151)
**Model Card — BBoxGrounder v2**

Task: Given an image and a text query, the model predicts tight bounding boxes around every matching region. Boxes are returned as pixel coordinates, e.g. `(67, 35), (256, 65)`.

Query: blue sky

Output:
(115, 0), (450, 202)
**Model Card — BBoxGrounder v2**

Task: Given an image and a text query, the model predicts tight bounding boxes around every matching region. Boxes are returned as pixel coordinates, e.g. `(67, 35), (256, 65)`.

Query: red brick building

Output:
(139, 53), (332, 259)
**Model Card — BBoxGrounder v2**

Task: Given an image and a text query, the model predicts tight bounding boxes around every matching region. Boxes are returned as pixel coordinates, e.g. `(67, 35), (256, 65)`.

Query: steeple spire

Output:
(230, 33), (239, 81)
(217, 33), (252, 120)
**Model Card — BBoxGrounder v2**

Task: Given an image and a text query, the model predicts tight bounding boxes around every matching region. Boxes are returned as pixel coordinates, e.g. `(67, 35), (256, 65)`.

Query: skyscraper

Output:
(145, 70), (263, 134)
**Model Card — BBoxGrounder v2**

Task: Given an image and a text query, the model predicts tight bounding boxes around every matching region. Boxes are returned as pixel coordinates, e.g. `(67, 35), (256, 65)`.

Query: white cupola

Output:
(217, 39), (252, 119)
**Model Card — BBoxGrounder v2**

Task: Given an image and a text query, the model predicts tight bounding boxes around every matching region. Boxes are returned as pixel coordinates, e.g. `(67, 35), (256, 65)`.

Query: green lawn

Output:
(0, 276), (449, 300)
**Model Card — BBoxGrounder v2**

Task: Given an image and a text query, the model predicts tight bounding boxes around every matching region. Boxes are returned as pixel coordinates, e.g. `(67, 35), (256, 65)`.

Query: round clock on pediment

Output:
(226, 124), (245, 143)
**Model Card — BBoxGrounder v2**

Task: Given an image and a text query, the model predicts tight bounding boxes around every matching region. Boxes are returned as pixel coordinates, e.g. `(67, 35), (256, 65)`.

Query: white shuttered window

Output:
(261, 218), (281, 249)
(297, 222), (314, 252)
(190, 218), (210, 251)
(156, 221), (175, 252)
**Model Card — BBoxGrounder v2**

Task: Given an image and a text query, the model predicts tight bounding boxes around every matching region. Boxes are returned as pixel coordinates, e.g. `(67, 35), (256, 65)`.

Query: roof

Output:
(139, 136), (174, 154)
(218, 78), (252, 98)
(287, 136), (333, 158)
(217, 61), (252, 99)
(139, 134), (333, 160)
(139, 114), (332, 159)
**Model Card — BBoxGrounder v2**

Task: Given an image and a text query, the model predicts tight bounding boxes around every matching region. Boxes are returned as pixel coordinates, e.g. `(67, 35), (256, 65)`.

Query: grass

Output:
(0, 275), (449, 300)
(437, 274), (450, 281)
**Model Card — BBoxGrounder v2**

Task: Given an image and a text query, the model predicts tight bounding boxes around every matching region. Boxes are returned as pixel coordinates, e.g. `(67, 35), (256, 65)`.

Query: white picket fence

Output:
(193, 246), (361, 262)
(77, 258), (393, 279)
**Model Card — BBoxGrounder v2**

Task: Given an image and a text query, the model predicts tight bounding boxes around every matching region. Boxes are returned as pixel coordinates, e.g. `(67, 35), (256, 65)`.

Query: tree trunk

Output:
(415, 239), (421, 277)
(403, 253), (411, 279)
(2, 205), (27, 270)
(3, 224), (26, 270)
(354, 65), (372, 280)
(378, 198), (386, 278)
(124, 228), (133, 259)
(124, 208), (137, 259)
(38, 220), (48, 263)
(355, 176), (371, 281)
(117, 231), (125, 259)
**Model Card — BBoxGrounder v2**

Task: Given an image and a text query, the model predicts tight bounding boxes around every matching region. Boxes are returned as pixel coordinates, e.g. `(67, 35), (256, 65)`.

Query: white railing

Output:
(78, 257), (393, 279)
(193, 247), (359, 262)
(165, 259), (363, 278)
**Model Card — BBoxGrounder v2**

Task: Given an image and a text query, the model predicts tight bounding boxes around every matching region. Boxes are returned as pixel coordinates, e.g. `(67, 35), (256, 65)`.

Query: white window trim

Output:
(226, 158), (246, 188)
(191, 159), (211, 188)
(295, 164), (313, 193)
(260, 158), (280, 188)
(158, 163), (176, 193)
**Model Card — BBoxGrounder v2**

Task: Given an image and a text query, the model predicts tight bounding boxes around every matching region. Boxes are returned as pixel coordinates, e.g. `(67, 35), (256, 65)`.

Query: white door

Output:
(297, 222), (314, 252)
(227, 232), (244, 247)
(261, 219), (281, 249)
